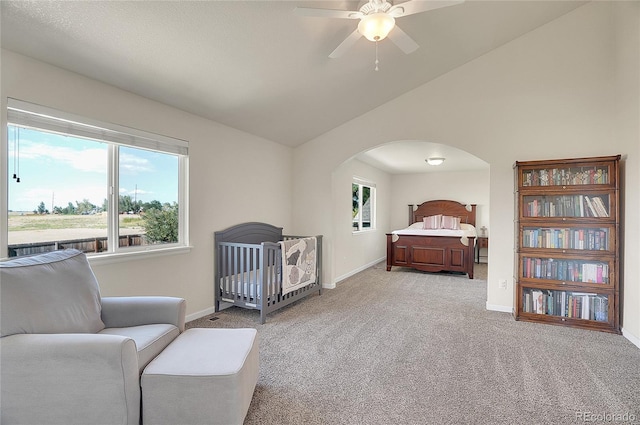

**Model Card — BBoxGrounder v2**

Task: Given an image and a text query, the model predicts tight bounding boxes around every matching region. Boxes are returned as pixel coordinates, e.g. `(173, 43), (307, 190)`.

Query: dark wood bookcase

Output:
(513, 155), (621, 334)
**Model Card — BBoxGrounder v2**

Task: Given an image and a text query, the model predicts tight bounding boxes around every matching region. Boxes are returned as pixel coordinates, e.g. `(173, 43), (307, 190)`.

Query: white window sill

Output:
(87, 245), (192, 266)
(352, 229), (376, 235)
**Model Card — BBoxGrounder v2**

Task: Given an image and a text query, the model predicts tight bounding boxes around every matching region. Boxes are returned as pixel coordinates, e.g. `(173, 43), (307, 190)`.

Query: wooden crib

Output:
(214, 222), (323, 324)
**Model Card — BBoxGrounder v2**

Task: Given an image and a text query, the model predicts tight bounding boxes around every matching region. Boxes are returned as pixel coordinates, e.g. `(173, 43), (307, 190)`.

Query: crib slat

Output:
(240, 246), (244, 299)
(222, 245), (227, 297)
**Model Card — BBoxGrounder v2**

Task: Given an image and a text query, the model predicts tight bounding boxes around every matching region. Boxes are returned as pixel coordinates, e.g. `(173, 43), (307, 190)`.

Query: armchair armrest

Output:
(101, 296), (186, 332)
(0, 333), (140, 425)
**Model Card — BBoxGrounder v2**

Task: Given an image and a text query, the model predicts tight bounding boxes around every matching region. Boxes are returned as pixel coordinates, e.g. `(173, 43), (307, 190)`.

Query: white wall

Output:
(1, 49), (294, 319)
(390, 170), (490, 232)
(614, 2), (640, 345)
(331, 158), (391, 284)
(292, 2), (640, 343)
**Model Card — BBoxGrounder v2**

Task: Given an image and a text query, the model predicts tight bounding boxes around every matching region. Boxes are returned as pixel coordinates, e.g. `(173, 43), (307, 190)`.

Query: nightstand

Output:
(476, 236), (488, 263)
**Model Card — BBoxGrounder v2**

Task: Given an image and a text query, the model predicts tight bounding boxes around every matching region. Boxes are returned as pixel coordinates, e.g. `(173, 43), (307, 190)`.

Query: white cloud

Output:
(14, 140), (106, 173)
(120, 152), (154, 174)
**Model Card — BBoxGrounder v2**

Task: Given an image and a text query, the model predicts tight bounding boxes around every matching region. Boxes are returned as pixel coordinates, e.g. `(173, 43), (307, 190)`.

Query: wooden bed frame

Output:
(386, 200), (477, 279)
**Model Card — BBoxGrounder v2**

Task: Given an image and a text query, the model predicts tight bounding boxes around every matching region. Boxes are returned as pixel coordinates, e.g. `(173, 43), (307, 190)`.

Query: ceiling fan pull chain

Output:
(375, 40), (380, 71)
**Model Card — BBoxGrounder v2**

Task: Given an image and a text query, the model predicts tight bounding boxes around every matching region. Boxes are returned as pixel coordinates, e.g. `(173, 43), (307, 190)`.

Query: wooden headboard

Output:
(409, 200), (477, 227)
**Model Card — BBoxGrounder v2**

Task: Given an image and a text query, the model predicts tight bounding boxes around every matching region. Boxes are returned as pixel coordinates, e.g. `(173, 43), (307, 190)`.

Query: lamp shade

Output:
(358, 13), (396, 42)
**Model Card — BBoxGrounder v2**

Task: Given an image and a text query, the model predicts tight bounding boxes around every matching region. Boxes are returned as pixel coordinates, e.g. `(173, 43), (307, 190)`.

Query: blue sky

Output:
(8, 126), (178, 212)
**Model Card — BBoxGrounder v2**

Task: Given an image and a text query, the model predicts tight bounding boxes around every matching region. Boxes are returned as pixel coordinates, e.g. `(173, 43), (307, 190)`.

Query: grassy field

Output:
(8, 213), (146, 245)
(8, 213), (144, 231)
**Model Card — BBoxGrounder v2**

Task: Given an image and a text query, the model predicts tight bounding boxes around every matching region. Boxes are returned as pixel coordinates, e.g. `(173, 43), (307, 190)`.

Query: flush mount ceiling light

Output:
(426, 157), (445, 166)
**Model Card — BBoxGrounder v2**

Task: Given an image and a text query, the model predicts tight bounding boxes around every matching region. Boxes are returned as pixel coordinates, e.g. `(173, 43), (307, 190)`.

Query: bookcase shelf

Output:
(514, 155), (620, 334)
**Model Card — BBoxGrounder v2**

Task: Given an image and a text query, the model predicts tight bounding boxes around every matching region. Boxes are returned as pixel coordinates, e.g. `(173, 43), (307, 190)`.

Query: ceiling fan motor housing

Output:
(359, 0), (393, 15)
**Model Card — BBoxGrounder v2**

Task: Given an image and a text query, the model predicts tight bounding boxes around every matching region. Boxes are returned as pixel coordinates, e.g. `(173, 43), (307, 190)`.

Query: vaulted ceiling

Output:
(1, 1), (585, 171)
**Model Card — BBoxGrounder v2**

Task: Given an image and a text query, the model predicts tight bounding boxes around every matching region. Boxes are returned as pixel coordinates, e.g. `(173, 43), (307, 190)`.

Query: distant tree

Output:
(142, 200), (162, 212)
(36, 201), (48, 214)
(61, 202), (76, 215)
(142, 203), (178, 244)
(76, 199), (96, 215)
(352, 184), (359, 218)
(101, 198), (108, 213)
(119, 195), (133, 214)
(119, 195), (142, 214)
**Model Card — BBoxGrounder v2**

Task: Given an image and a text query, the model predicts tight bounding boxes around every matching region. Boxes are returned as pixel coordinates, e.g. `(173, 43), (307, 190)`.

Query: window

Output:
(352, 179), (375, 232)
(5, 99), (189, 259)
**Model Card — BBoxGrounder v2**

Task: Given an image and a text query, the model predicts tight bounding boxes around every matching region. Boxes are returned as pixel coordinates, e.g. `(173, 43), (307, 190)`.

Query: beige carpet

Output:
(188, 262), (639, 425)
(473, 262), (487, 281)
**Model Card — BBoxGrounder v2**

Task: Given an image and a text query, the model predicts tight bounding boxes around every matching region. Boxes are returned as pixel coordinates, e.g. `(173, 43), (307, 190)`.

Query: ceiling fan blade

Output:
(329, 29), (363, 58)
(389, 0), (464, 18)
(387, 25), (419, 54)
(294, 7), (362, 19)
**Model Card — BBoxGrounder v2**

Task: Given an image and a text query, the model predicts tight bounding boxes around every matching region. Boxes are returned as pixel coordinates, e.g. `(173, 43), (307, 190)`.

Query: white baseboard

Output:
(334, 257), (386, 286)
(485, 302), (513, 313)
(622, 328), (640, 350)
(185, 306), (216, 323)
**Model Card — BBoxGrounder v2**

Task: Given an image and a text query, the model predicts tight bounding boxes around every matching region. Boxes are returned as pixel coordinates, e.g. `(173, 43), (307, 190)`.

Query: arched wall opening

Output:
(329, 140), (490, 288)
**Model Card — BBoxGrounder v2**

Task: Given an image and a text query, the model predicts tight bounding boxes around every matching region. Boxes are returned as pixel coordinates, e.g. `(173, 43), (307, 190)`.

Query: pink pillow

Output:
(423, 214), (442, 230)
(441, 215), (461, 230)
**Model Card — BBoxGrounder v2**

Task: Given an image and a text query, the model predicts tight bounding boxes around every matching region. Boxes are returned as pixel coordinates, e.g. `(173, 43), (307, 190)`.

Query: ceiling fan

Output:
(295, 0), (464, 60)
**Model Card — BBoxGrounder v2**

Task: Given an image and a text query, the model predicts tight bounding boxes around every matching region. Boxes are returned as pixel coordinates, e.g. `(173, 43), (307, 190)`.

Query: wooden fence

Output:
(8, 234), (144, 257)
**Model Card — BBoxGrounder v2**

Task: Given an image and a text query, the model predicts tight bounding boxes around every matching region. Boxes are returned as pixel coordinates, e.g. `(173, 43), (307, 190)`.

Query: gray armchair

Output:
(0, 249), (186, 425)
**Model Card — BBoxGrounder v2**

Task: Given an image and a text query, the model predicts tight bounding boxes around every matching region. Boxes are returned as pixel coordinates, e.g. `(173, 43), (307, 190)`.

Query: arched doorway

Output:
(330, 140), (489, 284)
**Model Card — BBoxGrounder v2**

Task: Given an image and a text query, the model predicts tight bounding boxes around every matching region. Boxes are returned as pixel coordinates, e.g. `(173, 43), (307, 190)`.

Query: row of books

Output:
(522, 228), (609, 251)
(522, 257), (609, 283)
(522, 167), (609, 187)
(523, 195), (609, 218)
(522, 289), (609, 321)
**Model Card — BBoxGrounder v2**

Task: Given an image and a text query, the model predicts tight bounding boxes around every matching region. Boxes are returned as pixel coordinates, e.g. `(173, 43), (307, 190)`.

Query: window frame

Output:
(3, 98), (190, 261)
(352, 177), (376, 233)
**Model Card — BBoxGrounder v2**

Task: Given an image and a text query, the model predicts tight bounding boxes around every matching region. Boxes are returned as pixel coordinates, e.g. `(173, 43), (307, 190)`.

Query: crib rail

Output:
(217, 242), (281, 305)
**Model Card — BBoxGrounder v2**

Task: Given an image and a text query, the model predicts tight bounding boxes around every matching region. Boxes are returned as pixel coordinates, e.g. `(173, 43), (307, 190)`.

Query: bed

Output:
(214, 222), (323, 324)
(386, 200), (477, 279)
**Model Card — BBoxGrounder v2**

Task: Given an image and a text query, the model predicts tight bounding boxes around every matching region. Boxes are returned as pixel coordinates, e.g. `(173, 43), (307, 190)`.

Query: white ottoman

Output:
(141, 328), (259, 425)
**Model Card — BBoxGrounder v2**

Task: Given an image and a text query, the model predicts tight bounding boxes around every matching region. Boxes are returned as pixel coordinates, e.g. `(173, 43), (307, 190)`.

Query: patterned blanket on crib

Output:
(279, 237), (317, 295)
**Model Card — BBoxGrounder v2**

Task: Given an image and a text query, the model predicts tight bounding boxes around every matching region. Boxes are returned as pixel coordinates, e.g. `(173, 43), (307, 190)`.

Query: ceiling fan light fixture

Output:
(358, 12), (395, 42)
(426, 157), (445, 166)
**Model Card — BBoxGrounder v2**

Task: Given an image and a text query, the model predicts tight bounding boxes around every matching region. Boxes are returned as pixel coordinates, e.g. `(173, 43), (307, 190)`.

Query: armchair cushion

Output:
(0, 249), (104, 337)
(100, 324), (180, 372)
